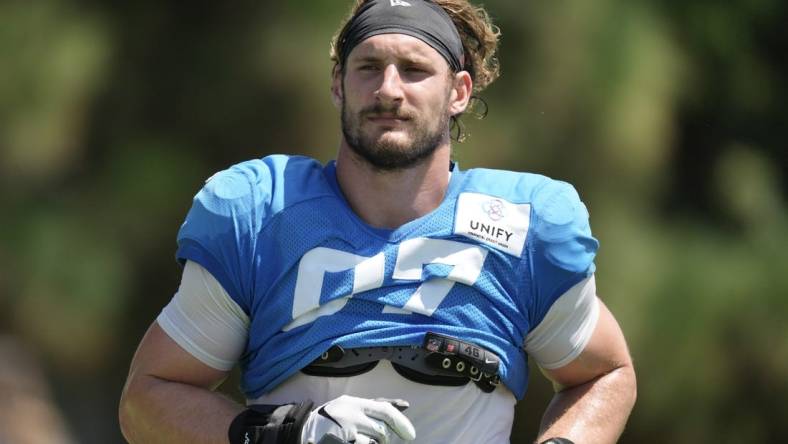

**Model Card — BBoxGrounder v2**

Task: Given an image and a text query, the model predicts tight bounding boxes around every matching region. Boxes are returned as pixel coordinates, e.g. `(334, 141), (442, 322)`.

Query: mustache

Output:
(361, 104), (414, 120)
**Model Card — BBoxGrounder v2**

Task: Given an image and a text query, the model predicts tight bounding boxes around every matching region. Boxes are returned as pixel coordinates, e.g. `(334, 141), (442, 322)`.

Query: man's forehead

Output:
(348, 33), (447, 65)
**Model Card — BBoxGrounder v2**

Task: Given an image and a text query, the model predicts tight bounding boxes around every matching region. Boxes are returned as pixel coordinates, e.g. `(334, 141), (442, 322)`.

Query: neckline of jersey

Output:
(322, 160), (466, 242)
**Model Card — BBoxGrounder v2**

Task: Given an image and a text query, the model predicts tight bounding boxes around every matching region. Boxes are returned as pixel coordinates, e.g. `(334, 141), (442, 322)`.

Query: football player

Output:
(119, 1), (636, 443)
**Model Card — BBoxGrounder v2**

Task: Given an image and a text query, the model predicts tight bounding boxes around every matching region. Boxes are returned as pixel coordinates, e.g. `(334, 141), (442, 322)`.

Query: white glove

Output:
(300, 395), (416, 444)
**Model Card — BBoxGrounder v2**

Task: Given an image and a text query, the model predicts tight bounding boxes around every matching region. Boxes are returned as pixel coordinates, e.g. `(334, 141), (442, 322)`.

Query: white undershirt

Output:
(158, 260), (599, 443)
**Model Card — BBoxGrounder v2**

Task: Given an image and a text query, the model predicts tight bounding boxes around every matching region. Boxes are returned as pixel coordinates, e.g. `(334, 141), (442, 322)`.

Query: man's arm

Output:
(119, 321), (244, 444)
(536, 298), (637, 444)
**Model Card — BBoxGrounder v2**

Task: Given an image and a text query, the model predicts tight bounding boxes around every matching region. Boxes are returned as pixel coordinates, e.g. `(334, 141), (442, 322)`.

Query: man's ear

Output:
(448, 70), (473, 116)
(331, 65), (343, 109)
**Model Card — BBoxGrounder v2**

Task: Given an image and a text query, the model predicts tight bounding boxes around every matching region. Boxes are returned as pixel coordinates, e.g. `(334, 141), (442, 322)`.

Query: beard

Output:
(341, 95), (451, 172)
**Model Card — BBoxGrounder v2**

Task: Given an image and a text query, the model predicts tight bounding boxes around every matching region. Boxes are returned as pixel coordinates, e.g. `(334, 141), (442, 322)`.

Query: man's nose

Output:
(375, 65), (404, 104)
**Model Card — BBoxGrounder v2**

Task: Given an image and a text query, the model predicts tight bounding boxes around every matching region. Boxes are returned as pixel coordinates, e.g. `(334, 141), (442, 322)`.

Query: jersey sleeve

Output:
(526, 179), (599, 331)
(175, 158), (278, 311)
(523, 275), (599, 368)
(157, 260), (250, 370)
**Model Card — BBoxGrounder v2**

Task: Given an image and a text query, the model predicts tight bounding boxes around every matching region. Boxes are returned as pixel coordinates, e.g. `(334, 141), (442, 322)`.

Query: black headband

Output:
(339, 0), (465, 72)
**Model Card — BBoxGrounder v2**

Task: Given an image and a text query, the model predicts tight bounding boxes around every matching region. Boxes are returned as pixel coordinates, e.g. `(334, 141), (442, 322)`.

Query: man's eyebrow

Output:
(352, 55), (383, 64)
(351, 54), (432, 65)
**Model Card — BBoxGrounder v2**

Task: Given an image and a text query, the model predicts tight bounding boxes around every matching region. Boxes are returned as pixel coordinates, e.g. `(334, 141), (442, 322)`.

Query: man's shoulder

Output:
(210, 154), (326, 192)
(198, 154), (333, 216)
(461, 166), (591, 243)
(462, 166), (581, 206)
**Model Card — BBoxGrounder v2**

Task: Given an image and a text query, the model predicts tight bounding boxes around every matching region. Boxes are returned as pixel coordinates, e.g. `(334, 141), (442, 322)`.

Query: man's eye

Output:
(359, 65), (378, 71)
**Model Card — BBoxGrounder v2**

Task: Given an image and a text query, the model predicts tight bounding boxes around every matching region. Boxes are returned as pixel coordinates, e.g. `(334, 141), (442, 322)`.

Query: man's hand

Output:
(300, 395), (416, 444)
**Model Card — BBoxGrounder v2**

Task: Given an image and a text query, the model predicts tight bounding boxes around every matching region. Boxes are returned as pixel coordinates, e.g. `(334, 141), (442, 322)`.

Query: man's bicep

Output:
(126, 260), (250, 390)
(541, 299), (633, 390)
(127, 321), (230, 390)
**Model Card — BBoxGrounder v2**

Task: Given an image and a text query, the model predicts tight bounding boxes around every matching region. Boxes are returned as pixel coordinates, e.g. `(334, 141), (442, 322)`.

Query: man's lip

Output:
(367, 115), (409, 122)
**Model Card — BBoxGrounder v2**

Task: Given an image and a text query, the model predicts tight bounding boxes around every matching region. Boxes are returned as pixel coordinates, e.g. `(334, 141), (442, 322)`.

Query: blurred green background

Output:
(0, 0), (786, 442)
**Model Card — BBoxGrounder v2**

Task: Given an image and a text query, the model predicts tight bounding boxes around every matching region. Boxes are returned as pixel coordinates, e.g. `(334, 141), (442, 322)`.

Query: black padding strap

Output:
(302, 332), (502, 393)
(301, 360), (379, 377)
(228, 401), (314, 444)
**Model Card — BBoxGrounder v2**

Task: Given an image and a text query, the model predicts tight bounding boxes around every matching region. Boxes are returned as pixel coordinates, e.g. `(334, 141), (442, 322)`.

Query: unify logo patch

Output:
(390, 0), (412, 6)
(454, 192), (531, 257)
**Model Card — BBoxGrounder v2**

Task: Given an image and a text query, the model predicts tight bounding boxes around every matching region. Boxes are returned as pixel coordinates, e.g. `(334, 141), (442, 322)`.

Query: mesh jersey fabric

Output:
(176, 154), (598, 400)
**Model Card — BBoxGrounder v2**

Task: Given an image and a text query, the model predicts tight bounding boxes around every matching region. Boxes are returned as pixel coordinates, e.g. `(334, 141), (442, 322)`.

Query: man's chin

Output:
(376, 132), (412, 148)
(360, 130), (410, 151)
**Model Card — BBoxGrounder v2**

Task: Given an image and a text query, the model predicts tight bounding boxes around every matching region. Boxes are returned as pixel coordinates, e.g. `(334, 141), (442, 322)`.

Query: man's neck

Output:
(335, 141), (453, 230)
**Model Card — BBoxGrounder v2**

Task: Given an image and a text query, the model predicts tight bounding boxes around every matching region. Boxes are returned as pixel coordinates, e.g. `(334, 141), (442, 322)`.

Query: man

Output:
(119, 1), (636, 443)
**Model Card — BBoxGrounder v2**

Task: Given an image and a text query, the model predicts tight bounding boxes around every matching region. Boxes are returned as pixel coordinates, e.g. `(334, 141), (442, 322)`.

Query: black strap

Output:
(302, 332), (502, 393)
(301, 360), (379, 377)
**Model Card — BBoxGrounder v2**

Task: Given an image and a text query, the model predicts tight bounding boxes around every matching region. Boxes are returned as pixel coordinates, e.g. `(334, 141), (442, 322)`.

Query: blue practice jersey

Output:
(176, 155), (598, 400)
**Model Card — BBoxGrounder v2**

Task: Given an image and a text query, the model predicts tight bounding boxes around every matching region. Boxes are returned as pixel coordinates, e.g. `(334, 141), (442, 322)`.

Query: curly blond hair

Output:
(329, 0), (501, 141)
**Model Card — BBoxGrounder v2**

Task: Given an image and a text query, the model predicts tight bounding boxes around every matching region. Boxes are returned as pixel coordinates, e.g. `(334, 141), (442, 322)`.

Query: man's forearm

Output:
(537, 364), (636, 444)
(119, 374), (244, 444)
